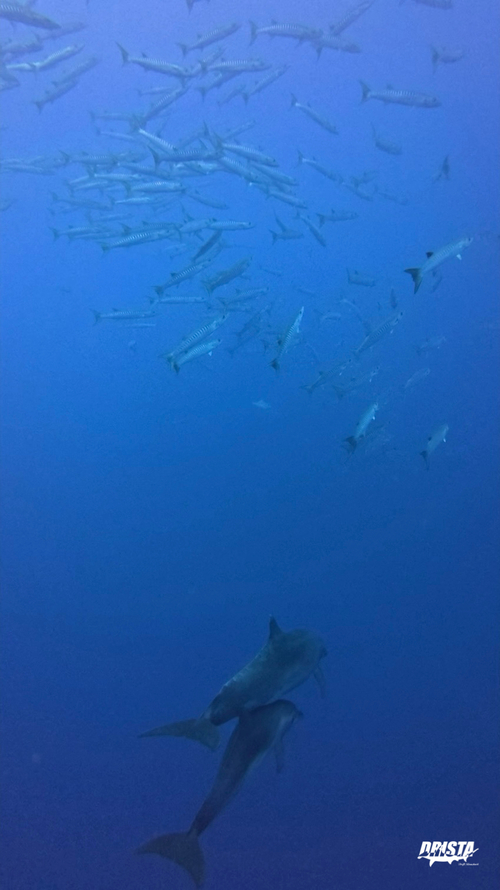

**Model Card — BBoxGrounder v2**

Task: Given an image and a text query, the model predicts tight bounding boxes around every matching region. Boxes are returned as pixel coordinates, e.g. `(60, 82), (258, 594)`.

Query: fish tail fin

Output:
(344, 436), (357, 453)
(270, 230), (278, 244)
(91, 310), (101, 325)
(139, 717), (220, 750)
(50, 227), (60, 240)
(101, 243), (110, 253)
(290, 93), (298, 108)
(297, 148), (304, 166)
(34, 100), (43, 113)
(317, 214), (326, 227)
(332, 385), (345, 400)
(116, 42), (129, 64)
(404, 267), (422, 293)
(420, 450), (430, 469)
(430, 46), (439, 72)
(242, 91), (249, 105)
(359, 80), (370, 103)
(249, 21), (258, 44)
(153, 285), (164, 296)
(270, 358), (280, 372)
(137, 828), (204, 887)
(177, 42), (188, 57)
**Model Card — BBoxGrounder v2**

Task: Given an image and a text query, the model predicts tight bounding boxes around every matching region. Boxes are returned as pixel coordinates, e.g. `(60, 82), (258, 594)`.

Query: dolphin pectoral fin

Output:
(274, 739), (285, 773)
(313, 665), (327, 698)
(138, 718), (220, 750)
(137, 828), (205, 887)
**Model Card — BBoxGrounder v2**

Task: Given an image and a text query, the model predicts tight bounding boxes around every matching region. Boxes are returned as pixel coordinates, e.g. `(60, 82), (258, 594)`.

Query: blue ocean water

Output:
(1, 0), (499, 887)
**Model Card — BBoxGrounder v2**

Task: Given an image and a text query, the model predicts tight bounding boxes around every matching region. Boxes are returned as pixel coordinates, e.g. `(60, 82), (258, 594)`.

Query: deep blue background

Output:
(1, 0), (499, 888)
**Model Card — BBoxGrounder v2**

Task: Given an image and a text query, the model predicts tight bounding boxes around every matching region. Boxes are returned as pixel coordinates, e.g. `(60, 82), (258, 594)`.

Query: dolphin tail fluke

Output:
(137, 828), (204, 887)
(139, 717), (220, 750)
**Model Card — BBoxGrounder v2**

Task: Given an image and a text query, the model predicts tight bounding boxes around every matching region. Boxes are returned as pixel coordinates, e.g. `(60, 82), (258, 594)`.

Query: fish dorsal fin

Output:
(426, 251), (434, 258)
(268, 616), (282, 640)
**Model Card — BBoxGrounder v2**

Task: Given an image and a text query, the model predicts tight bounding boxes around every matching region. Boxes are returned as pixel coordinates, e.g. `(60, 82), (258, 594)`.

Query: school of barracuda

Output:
(2, 0), (479, 466)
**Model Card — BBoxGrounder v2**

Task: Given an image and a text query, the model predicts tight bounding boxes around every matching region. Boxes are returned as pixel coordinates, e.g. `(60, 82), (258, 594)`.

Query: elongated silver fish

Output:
(360, 81), (441, 108)
(116, 44), (191, 80)
(404, 367), (431, 389)
(318, 209), (358, 225)
(345, 401), (379, 452)
(249, 21), (321, 44)
(0, 3), (60, 29)
(405, 237), (472, 292)
(203, 257), (251, 295)
(420, 424), (449, 468)
(332, 365), (380, 399)
(92, 308), (156, 324)
(431, 45), (464, 72)
(270, 307), (304, 370)
(177, 23), (240, 56)
(330, 1), (373, 36)
(27, 44), (83, 73)
(154, 259), (212, 296)
(353, 310), (404, 357)
(242, 65), (289, 102)
(297, 213), (327, 246)
(34, 79), (78, 112)
(165, 314), (228, 364)
(290, 95), (338, 135)
(297, 150), (343, 183)
(170, 338), (222, 373)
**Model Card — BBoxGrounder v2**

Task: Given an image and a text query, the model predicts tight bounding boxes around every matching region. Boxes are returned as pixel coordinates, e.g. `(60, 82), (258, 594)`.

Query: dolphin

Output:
(137, 699), (302, 886)
(140, 617), (326, 749)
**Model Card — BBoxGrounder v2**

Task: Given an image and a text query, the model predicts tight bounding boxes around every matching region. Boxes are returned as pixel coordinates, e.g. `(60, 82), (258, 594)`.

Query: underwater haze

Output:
(1, 0), (499, 887)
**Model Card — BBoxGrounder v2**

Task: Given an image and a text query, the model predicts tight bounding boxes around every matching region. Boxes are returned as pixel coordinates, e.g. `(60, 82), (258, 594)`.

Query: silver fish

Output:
(249, 21), (321, 44)
(290, 95), (338, 135)
(431, 45), (464, 72)
(330, 1), (373, 36)
(405, 237), (472, 292)
(345, 401), (379, 453)
(420, 424), (449, 468)
(353, 310), (404, 357)
(92, 308), (156, 324)
(270, 307), (304, 370)
(177, 23), (240, 56)
(404, 367), (431, 389)
(360, 81), (441, 108)
(169, 338), (222, 373)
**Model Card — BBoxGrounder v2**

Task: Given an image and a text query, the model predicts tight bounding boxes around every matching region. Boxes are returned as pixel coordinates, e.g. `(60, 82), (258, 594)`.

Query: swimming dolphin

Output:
(140, 617), (326, 749)
(137, 699), (302, 886)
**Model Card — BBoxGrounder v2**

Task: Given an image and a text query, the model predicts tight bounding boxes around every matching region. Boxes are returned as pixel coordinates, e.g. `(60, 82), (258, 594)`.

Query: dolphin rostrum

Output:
(137, 699), (302, 886)
(139, 617), (326, 749)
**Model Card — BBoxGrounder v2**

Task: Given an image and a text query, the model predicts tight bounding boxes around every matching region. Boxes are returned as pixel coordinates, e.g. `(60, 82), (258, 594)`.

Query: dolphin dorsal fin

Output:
(268, 616), (282, 640)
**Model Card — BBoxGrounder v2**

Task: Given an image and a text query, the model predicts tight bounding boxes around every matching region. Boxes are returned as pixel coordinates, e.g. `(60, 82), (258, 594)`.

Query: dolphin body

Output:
(140, 617), (326, 749)
(137, 699), (302, 886)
